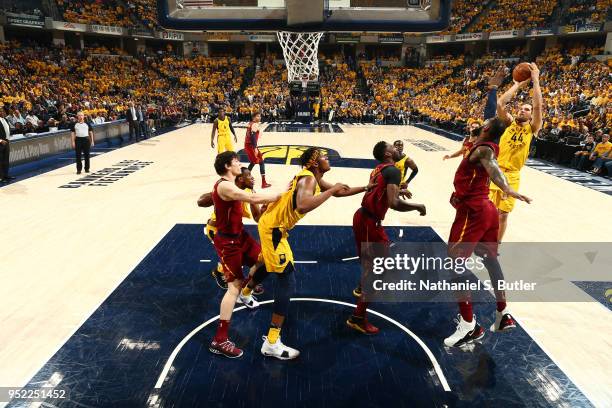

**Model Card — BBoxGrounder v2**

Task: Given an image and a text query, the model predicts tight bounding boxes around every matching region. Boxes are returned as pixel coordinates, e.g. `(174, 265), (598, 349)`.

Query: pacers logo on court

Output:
(238, 145), (337, 166)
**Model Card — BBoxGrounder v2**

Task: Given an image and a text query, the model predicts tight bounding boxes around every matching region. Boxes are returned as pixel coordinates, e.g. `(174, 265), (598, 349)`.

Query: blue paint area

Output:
(13, 225), (591, 407)
(572, 281), (612, 311)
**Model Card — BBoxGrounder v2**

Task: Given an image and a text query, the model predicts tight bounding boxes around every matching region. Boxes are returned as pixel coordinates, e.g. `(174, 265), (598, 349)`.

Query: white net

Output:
(277, 31), (324, 84)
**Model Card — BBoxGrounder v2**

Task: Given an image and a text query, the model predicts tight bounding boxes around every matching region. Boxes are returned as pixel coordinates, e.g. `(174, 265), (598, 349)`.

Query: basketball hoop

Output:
(277, 31), (324, 84)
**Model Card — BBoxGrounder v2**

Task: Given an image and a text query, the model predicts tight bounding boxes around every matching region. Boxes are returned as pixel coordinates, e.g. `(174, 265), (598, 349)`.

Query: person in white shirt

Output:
(25, 112), (39, 127)
(70, 112), (95, 175)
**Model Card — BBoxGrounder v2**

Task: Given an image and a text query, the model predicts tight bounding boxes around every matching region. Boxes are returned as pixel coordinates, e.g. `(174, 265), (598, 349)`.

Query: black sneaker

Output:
(211, 267), (228, 290)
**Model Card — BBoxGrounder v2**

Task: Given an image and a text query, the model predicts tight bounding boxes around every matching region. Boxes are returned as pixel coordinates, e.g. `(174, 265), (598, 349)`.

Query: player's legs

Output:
(347, 209), (386, 335)
(497, 210), (509, 243)
(247, 149), (270, 188)
(217, 136), (234, 153)
(490, 172), (519, 242)
(257, 224), (299, 359)
(444, 203), (487, 347)
(209, 234), (254, 358)
(205, 224), (227, 290)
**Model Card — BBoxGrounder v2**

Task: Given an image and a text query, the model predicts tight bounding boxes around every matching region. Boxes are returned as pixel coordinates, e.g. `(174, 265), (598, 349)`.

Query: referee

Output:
(71, 112), (95, 175)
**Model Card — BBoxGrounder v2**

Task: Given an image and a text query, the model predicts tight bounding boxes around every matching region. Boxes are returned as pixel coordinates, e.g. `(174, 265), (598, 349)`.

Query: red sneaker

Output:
(262, 181), (272, 189)
(209, 339), (243, 358)
(346, 315), (379, 335)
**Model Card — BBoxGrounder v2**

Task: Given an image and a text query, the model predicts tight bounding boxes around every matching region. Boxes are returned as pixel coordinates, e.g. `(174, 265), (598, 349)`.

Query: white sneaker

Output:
(444, 314), (484, 347)
(237, 293), (259, 309)
(490, 309), (516, 332)
(261, 336), (300, 360)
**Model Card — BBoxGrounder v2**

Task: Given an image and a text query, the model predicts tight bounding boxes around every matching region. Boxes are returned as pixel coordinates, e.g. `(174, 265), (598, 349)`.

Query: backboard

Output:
(157, 0), (450, 33)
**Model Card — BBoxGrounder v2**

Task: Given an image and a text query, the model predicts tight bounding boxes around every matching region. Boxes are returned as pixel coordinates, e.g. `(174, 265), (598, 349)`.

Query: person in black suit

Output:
(137, 104), (149, 139)
(0, 114), (14, 183)
(126, 102), (139, 141)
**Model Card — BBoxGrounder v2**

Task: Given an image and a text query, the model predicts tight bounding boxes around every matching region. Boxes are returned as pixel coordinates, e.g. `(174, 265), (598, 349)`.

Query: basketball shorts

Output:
(353, 208), (390, 259)
(217, 135), (234, 154)
(258, 222), (294, 274)
(245, 146), (263, 164)
(448, 199), (499, 259)
(213, 230), (261, 283)
(205, 222), (216, 242)
(489, 171), (520, 213)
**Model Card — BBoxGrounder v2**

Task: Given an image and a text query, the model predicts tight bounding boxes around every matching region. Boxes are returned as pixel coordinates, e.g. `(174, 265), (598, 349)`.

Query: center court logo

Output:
(238, 145), (335, 166)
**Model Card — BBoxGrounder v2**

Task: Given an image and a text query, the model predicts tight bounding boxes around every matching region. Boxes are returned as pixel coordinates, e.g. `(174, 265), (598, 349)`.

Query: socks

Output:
(496, 301), (507, 313)
(458, 301), (473, 322)
(354, 299), (367, 317)
(262, 174), (267, 185)
(214, 320), (230, 342)
(242, 286), (253, 297)
(267, 326), (281, 344)
(216, 263), (223, 273)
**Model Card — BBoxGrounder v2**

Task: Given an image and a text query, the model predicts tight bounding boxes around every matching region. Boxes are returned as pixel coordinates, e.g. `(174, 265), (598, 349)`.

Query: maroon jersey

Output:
(361, 163), (400, 221)
(245, 122), (259, 148)
(462, 139), (474, 158)
(212, 179), (243, 235)
(453, 141), (499, 202)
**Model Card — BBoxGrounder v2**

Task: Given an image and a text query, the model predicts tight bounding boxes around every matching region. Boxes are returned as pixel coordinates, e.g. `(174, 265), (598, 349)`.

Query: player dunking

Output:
(444, 117), (531, 348)
(244, 147), (374, 359)
(348, 141), (426, 334)
(208, 151), (282, 358)
(198, 167), (264, 294)
(490, 63), (542, 242)
(211, 107), (238, 153)
(245, 112), (271, 189)
(392, 140), (419, 189)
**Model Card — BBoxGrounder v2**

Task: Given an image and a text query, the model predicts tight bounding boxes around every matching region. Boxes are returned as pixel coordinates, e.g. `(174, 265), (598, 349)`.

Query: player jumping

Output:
(490, 63), (542, 242)
(246, 147), (374, 359)
(245, 112), (271, 189)
(444, 116), (531, 348)
(211, 107), (238, 153)
(348, 141), (426, 334)
(208, 151), (282, 359)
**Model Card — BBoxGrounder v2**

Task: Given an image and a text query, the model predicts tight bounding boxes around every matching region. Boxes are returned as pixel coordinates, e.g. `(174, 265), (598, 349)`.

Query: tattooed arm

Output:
(473, 146), (532, 203)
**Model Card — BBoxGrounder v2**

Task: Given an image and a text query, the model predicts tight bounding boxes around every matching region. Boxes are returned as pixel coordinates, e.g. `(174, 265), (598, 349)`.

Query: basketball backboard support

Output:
(157, 0), (450, 33)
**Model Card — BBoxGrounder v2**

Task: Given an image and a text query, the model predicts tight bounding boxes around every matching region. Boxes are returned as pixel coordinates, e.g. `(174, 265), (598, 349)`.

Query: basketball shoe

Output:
(209, 339), (243, 358)
(211, 266), (228, 290)
(261, 336), (300, 360)
(346, 315), (379, 334)
(237, 292), (259, 309)
(444, 314), (485, 347)
(490, 309), (516, 332)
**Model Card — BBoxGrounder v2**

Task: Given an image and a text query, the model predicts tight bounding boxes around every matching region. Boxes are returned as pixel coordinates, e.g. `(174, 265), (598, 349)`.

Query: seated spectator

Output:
(571, 134), (596, 168)
(588, 133), (612, 174)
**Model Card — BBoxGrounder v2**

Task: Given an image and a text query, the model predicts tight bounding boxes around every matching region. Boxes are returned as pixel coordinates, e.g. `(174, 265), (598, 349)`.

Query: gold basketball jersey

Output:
(217, 116), (231, 139)
(497, 121), (533, 172)
(259, 169), (321, 230)
(395, 155), (408, 180)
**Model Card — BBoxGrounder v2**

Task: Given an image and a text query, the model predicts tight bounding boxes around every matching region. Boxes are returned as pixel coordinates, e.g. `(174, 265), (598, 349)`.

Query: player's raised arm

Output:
(529, 63), (543, 135)
(497, 76), (529, 125)
(485, 66), (506, 120)
(210, 119), (218, 149)
(475, 146), (532, 203)
(218, 181), (281, 204)
(295, 176), (344, 213)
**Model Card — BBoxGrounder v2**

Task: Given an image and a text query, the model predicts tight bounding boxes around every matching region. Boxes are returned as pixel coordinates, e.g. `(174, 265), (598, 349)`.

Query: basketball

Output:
(513, 62), (532, 82)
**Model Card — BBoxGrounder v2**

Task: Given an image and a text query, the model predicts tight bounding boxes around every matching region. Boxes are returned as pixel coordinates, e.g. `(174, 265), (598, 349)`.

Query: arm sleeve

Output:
(381, 166), (401, 186)
(484, 88), (498, 120)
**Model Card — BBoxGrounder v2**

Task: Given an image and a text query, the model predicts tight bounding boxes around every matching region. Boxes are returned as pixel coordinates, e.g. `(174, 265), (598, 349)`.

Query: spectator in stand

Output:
(571, 134), (596, 168)
(588, 133), (612, 174)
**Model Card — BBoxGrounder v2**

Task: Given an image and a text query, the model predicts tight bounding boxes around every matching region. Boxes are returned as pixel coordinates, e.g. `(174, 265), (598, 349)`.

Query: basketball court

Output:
(1, 122), (611, 407)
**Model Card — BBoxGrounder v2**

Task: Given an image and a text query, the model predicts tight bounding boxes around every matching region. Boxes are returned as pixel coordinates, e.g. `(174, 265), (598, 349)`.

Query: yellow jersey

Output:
(497, 121), (534, 173)
(259, 169), (321, 230)
(217, 116), (231, 139)
(593, 141), (612, 157)
(395, 155), (409, 181)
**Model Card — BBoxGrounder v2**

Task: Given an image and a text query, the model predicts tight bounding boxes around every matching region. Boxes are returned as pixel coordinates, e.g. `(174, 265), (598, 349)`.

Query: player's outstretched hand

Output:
(332, 183), (349, 193)
(507, 190), (532, 204)
(488, 65), (508, 88)
(514, 78), (531, 89)
(528, 63), (540, 80)
(415, 204), (426, 216)
(211, 141), (215, 149)
(443, 154), (450, 160)
(399, 189), (413, 199)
